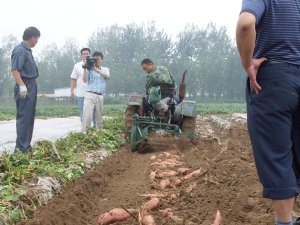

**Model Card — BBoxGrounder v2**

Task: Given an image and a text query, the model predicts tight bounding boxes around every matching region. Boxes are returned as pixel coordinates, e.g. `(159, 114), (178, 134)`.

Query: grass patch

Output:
(0, 102), (246, 223)
(0, 116), (125, 224)
(0, 103), (245, 121)
(0, 104), (125, 121)
(198, 103), (246, 115)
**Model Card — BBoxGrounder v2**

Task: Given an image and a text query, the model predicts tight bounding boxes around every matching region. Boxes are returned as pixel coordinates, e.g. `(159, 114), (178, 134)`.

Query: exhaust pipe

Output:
(178, 70), (187, 103)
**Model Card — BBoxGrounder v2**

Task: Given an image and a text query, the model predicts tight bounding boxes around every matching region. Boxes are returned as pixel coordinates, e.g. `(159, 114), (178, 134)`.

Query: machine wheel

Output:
(125, 105), (136, 141)
(181, 116), (196, 139)
(129, 126), (138, 152)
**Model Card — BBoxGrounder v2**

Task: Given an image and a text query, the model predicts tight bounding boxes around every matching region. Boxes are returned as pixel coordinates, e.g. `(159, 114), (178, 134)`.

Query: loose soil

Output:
(18, 116), (282, 225)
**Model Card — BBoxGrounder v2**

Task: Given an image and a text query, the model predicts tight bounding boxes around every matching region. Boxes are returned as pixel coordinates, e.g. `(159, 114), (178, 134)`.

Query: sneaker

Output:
(294, 217), (300, 225)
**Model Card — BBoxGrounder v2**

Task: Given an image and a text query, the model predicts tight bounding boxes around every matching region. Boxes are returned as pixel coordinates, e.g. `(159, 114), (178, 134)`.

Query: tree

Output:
(173, 23), (242, 101)
(0, 35), (19, 97)
(88, 22), (173, 95)
(36, 39), (80, 93)
(0, 22), (246, 102)
(37, 43), (61, 93)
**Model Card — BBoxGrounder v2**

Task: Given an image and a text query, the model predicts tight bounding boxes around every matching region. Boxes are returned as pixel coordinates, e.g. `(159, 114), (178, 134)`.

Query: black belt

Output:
(88, 91), (103, 95)
(22, 77), (37, 81)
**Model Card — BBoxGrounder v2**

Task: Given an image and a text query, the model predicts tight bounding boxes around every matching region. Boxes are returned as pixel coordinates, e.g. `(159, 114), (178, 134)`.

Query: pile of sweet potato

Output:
(148, 151), (206, 194)
(98, 198), (161, 225)
(98, 151), (222, 225)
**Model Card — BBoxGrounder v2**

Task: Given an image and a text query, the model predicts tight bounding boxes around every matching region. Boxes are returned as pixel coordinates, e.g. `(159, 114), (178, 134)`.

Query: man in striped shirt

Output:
(236, 1), (300, 225)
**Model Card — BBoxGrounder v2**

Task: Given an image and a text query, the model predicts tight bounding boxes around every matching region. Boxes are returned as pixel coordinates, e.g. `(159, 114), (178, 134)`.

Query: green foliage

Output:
(0, 35), (19, 97)
(0, 104), (125, 121)
(198, 103), (246, 115)
(0, 116), (124, 223)
(0, 22), (245, 102)
(0, 102), (245, 122)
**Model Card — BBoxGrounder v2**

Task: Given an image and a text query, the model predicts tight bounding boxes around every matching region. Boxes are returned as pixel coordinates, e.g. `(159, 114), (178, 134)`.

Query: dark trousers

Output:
(14, 79), (37, 152)
(246, 62), (300, 200)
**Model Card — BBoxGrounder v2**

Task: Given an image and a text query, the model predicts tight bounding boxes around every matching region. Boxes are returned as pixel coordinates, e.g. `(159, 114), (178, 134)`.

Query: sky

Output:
(0, 0), (242, 53)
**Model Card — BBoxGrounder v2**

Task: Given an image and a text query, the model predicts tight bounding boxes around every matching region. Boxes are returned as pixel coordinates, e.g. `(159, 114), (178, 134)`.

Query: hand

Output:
(82, 61), (87, 69)
(71, 89), (75, 97)
(19, 85), (28, 98)
(93, 67), (101, 74)
(245, 57), (267, 94)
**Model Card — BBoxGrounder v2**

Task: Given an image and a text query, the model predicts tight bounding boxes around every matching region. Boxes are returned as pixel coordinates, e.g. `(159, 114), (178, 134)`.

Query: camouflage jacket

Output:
(145, 66), (175, 95)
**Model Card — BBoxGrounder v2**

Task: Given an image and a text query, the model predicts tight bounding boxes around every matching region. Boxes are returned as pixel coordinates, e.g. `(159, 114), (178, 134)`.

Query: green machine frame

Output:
(126, 94), (197, 152)
(129, 115), (181, 151)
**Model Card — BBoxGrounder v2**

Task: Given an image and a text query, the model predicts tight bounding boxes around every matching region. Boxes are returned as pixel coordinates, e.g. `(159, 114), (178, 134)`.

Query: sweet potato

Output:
(143, 197), (160, 212)
(98, 208), (135, 225)
(151, 160), (183, 169)
(150, 155), (156, 160)
(171, 177), (182, 187)
(160, 152), (171, 157)
(164, 158), (181, 164)
(161, 151), (182, 158)
(213, 210), (222, 225)
(159, 208), (173, 217)
(149, 171), (156, 180)
(142, 214), (156, 225)
(139, 193), (168, 198)
(183, 168), (204, 180)
(159, 179), (171, 189)
(157, 170), (178, 178)
(177, 167), (191, 174)
(150, 161), (163, 167)
(169, 193), (178, 199)
(186, 182), (197, 193)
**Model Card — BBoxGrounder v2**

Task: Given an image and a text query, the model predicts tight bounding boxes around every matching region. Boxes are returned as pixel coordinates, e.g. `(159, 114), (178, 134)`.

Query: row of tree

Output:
(0, 22), (246, 101)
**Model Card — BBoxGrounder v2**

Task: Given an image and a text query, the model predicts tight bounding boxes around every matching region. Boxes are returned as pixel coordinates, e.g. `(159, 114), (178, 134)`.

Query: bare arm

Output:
(236, 12), (266, 94)
(94, 68), (110, 79)
(83, 69), (87, 83)
(12, 70), (25, 86)
(236, 12), (257, 68)
(70, 78), (77, 96)
(99, 70), (110, 79)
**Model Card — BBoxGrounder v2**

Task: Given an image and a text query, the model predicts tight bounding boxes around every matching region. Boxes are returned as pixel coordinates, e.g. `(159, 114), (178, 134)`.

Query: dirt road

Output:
(18, 116), (277, 225)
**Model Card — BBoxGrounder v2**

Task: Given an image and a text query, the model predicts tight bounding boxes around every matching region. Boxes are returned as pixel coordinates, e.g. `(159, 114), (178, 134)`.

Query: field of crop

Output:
(197, 103), (246, 115)
(0, 116), (125, 223)
(0, 102), (248, 224)
(0, 104), (125, 121)
(0, 103), (245, 121)
(10, 113), (280, 225)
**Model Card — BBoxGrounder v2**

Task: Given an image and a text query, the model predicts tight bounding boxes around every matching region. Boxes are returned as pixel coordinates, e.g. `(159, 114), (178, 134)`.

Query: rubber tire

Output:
(125, 105), (135, 141)
(181, 116), (196, 138)
(129, 125), (138, 152)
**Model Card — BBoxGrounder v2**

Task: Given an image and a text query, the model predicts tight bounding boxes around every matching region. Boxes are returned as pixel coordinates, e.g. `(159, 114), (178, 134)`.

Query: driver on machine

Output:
(141, 58), (178, 115)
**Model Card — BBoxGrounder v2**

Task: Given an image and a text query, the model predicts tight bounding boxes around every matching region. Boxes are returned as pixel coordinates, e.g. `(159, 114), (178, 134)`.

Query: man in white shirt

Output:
(70, 48), (95, 125)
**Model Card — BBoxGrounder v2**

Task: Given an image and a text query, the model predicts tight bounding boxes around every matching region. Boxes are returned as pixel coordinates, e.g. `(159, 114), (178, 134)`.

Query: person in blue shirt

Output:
(236, 1), (300, 225)
(11, 27), (40, 153)
(81, 51), (110, 132)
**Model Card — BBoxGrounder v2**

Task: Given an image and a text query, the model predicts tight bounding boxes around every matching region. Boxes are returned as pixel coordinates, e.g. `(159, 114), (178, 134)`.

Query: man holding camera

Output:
(11, 27), (40, 153)
(81, 52), (110, 132)
(70, 48), (95, 126)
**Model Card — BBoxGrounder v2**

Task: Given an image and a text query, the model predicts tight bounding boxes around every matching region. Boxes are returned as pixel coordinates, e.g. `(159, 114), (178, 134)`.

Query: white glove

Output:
(19, 85), (28, 98)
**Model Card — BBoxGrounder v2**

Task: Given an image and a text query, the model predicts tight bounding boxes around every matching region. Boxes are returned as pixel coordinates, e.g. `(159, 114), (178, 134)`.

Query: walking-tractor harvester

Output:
(125, 71), (197, 151)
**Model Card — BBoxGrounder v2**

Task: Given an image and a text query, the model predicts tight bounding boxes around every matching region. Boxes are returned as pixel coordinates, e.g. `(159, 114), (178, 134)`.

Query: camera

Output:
(82, 56), (97, 70)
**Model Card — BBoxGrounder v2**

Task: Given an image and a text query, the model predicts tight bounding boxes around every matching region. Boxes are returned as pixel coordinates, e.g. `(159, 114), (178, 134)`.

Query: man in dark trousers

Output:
(11, 27), (40, 153)
(236, 1), (300, 225)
